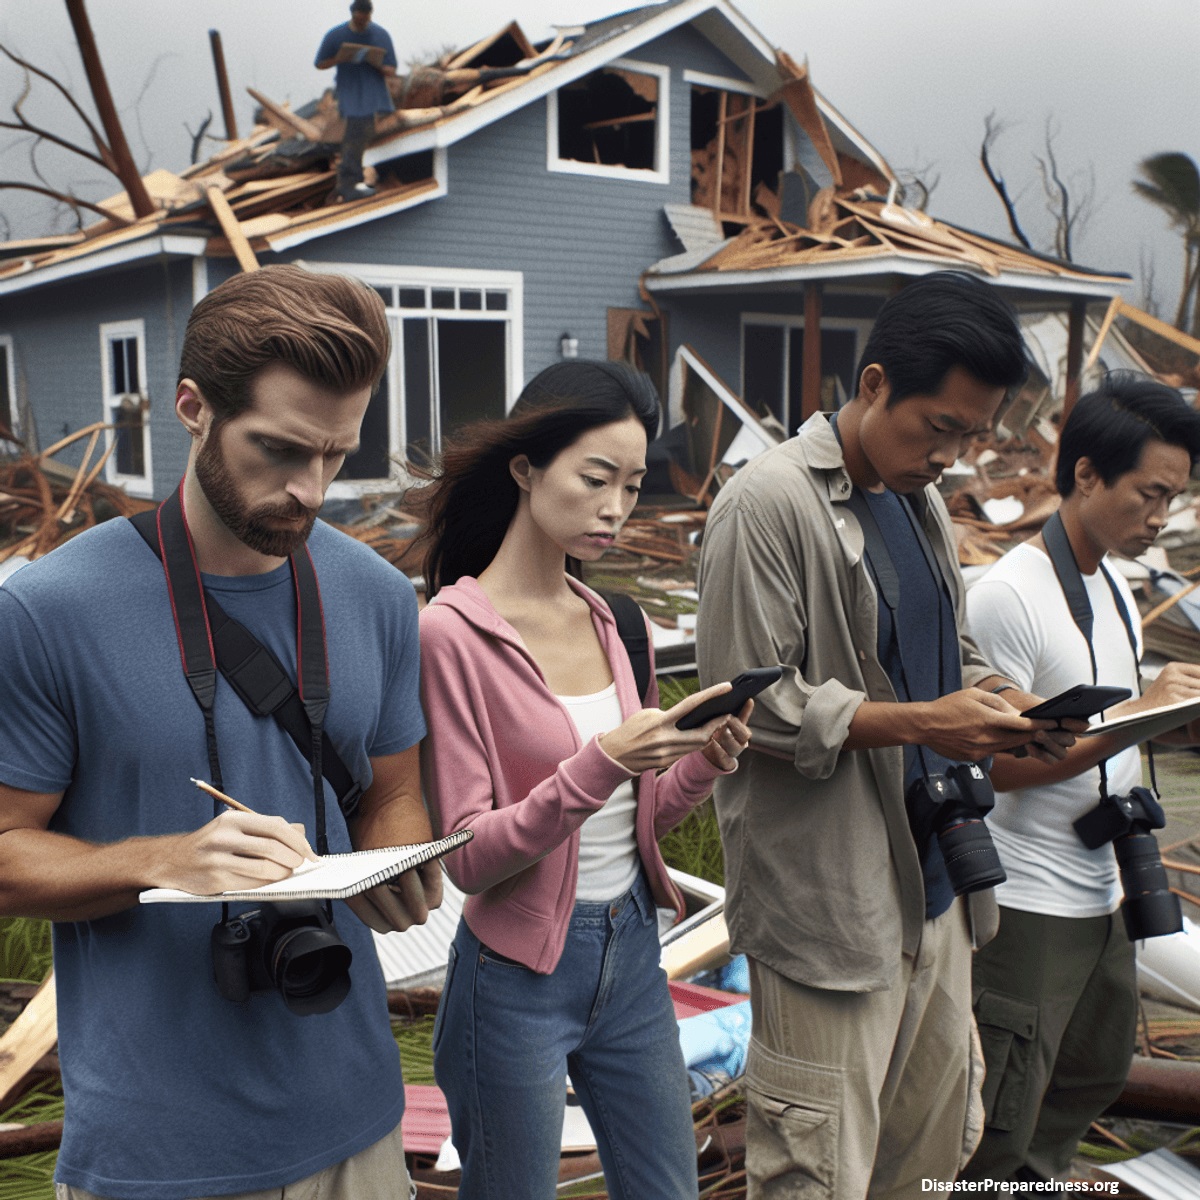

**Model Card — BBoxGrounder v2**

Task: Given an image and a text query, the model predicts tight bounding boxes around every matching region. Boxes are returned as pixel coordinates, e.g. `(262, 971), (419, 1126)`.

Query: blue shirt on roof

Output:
(0, 517), (425, 1199)
(316, 20), (397, 118)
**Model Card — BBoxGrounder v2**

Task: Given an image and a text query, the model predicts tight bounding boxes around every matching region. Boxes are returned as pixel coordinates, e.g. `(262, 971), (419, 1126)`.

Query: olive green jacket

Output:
(696, 413), (999, 992)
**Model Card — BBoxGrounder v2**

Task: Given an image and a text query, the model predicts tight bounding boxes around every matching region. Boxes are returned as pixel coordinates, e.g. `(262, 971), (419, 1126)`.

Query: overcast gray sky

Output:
(2, 0), (1198, 315)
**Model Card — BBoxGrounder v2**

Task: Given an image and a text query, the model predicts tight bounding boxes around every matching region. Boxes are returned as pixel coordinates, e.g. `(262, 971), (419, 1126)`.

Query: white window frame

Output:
(546, 57), (670, 185)
(99, 318), (153, 497)
(0, 334), (16, 441)
(740, 312), (874, 429)
(294, 261), (524, 498)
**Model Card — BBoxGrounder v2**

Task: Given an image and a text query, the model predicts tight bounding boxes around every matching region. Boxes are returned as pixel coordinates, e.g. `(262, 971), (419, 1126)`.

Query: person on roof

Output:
(315, 0), (397, 201)
(417, 360), (753, 1200)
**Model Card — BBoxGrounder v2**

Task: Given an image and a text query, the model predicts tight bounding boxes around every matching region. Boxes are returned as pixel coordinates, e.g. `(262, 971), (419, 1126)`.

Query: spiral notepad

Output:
(139, 830), (472, 903)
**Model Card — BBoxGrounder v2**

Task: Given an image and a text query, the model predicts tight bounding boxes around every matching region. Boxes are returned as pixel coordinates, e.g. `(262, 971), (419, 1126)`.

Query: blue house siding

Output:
(274, 25), (761, 381)
(0, 259), (194, 492)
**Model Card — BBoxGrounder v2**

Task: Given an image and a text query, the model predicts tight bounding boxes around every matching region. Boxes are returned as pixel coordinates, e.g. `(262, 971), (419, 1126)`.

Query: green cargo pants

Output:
(961, 905), (1136, 1182)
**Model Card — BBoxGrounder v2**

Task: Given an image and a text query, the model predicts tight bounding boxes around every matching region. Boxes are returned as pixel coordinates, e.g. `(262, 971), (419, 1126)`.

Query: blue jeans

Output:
(433, 873), (699, 1200)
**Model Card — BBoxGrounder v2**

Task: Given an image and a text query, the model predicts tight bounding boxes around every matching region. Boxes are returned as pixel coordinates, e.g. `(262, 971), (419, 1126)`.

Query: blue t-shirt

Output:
(0, 518), (425, 1198)
(861, 487), (959, 919)
(315, 21), (397, 118)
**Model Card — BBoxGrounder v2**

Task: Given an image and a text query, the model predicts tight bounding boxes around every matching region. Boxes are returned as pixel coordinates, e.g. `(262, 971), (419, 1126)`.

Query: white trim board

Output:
(98, 318), (153, 498)
(0, 334), (17, 440)
(0, 234), (207, 298)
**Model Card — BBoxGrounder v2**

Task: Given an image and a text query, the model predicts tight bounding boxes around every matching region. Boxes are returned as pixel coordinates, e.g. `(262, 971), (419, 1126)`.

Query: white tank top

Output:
(555, 682), (641, 902)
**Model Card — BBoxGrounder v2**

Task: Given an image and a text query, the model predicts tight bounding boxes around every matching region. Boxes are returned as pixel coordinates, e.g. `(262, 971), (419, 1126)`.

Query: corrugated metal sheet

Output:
(373, 868), (464, 988)
(1102, 1148), (1200, 1198)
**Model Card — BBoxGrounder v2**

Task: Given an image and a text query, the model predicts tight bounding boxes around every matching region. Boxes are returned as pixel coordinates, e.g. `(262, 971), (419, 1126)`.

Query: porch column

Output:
(1063, 298), (1087, 421)
(801, 282), (823, 421)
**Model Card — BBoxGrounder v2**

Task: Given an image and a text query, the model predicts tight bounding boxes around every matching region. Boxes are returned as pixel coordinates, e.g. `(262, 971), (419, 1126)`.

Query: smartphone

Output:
(676, 666), (783, 730)
(1021, 684), (1132, 722)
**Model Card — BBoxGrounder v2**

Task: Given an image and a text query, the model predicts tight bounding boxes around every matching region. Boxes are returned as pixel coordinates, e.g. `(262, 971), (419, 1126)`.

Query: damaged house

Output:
(0, 0), (1130, 502)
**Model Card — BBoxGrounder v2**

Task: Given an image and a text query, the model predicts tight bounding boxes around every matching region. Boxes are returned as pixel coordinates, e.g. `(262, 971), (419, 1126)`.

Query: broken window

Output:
(553, 63), (664, 173)
(608, 307), (668, 414)
(101, 321), (151, 490)
(691, 87), (784, 222)
(742, 320), (861, 432)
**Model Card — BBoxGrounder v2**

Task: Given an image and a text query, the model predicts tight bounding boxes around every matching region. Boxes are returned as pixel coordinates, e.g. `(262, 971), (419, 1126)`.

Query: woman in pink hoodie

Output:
(417, 361), (752, 1200)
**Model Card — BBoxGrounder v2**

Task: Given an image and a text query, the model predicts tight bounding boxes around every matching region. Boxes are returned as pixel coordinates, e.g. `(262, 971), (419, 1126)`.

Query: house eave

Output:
(645, 254), (1129, 301)
(0, 234), (208, 299)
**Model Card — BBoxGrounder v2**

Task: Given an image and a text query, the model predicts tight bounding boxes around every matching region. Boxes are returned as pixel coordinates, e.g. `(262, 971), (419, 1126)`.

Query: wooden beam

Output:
(206, 185), (259, 273)
(801, 282), (823, 422)
(0, 1120), (63, 1160)
(245, 88), (323, 143)
(1063, 298), (1087, 419)
(0, 974), (57, 1109)
(1081, 295), (1121, 376)
(64, 0), (155, 219)
(1116, 298), (1200, 357)
(209, 30), (239, 142)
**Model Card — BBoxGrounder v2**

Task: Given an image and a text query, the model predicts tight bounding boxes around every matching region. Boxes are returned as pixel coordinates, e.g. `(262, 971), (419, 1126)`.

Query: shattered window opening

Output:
(552, 60), (667, 176)
(691, 87), (784, 221)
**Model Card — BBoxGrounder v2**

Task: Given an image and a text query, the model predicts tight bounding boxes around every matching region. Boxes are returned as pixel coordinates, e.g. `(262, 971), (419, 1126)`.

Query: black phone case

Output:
(676, 666), (782, 729)
(1021, 684), (1132, 721)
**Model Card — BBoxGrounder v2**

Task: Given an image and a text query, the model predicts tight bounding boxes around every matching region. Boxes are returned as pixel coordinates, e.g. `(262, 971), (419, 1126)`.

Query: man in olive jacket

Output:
(697, 273), (1074, 1198)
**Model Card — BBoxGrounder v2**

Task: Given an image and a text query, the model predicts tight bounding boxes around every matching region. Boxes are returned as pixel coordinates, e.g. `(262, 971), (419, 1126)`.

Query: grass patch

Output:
(0, 918), (52, 987)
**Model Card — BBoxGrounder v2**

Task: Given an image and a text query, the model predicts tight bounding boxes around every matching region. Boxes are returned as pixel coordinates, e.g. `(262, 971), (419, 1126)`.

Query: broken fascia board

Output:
(0, 234), (207, 299)
(1102, 1149), (1200, 1199)
(812, 89), (897, 186)
(645, 254), (1128, 299)
(262, 157), (447, 253)
(365, 0), (775, 165)
(673, 343), (778, 455)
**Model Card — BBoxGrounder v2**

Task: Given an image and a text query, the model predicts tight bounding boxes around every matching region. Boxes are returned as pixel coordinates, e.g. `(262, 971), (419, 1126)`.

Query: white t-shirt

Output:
(966, 542), (1143, 917)
(555, 682), (641, 902)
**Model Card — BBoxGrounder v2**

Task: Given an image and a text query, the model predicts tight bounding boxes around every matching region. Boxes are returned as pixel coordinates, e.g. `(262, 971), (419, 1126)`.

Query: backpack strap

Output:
(597, 590), (652, 705)
(129, 508), (364, 820)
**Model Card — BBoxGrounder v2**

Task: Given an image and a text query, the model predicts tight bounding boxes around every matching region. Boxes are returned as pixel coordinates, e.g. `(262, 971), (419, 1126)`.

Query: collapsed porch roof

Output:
(645, 193), (1129, 303)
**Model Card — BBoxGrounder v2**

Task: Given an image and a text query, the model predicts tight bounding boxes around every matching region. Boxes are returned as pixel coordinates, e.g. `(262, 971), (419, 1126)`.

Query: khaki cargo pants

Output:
(744, 898), (979, 1199)
(55, 1120), (414, 1200)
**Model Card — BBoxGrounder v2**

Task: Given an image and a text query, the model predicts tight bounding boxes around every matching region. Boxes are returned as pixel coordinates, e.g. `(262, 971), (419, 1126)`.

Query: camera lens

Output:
(270, 926), (353, 1016)
(1114, 831), (1183, 941)
(937, 818), (1007, 895)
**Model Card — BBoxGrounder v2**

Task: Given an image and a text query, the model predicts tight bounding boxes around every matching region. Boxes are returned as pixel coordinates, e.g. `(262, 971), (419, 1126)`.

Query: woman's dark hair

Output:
(1055, 371), (1200, 497)
(416, 360), (660, 596)
(854, 271), (1029, 406)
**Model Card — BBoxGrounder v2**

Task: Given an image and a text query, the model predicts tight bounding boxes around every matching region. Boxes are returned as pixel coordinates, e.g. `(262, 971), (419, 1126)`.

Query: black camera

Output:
(907, 763), (1007, 895)
(1073, 787), (1183, 941)
(212, 900), (353, 1016)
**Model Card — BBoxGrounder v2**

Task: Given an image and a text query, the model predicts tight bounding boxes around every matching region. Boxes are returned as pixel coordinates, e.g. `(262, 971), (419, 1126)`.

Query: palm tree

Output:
(1133, 152), (1200, 335)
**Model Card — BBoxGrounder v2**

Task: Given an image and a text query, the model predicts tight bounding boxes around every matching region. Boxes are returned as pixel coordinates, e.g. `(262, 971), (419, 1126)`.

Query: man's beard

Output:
(195, 427), (318, 558)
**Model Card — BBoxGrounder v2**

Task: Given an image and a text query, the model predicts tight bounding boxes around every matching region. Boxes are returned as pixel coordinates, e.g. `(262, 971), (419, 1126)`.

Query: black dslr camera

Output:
(212, 901), (353, 1016)
(1073, 787), (1183, 941)
(907, 763), (1007, 895)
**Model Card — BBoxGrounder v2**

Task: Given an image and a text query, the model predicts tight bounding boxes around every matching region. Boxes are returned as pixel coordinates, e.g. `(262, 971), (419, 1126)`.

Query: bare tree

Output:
(980, 112), (1033, 249)
(1034, 117), (1095, 262)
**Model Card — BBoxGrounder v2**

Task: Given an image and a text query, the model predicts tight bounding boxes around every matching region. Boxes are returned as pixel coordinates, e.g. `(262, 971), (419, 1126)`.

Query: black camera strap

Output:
(1042, 509), (1151, 799)
(131, 484), (362, 863)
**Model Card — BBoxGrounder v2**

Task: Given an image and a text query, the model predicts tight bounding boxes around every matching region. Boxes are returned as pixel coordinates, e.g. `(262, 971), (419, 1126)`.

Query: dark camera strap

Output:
(597, 590), (651, 704)
(130, 484), (363, 863)
(1041, 509), (1151, 799)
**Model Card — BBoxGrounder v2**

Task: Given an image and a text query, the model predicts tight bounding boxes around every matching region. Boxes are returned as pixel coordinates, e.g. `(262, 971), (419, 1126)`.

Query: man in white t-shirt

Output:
(962, 372), (1200, 1183)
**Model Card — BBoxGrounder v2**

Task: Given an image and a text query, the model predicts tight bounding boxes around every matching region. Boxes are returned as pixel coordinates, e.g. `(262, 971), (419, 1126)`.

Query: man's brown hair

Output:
(178, 264), (390, 421)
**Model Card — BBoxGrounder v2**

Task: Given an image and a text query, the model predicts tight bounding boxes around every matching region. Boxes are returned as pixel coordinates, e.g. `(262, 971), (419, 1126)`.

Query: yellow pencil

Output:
(190, 776), (254, 815)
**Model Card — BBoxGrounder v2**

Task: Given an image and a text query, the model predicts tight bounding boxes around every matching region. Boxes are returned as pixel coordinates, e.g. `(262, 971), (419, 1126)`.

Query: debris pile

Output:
(0, 423), (153, 569)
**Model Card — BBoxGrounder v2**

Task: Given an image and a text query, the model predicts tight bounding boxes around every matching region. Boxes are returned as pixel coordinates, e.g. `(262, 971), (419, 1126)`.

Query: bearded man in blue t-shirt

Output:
(0, 265), (436, 1200)
(315, 0), (398, 201)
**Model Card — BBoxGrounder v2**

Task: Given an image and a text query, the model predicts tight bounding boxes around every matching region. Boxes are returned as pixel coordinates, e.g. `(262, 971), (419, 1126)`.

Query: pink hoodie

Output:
(419, 575), (728, 974)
